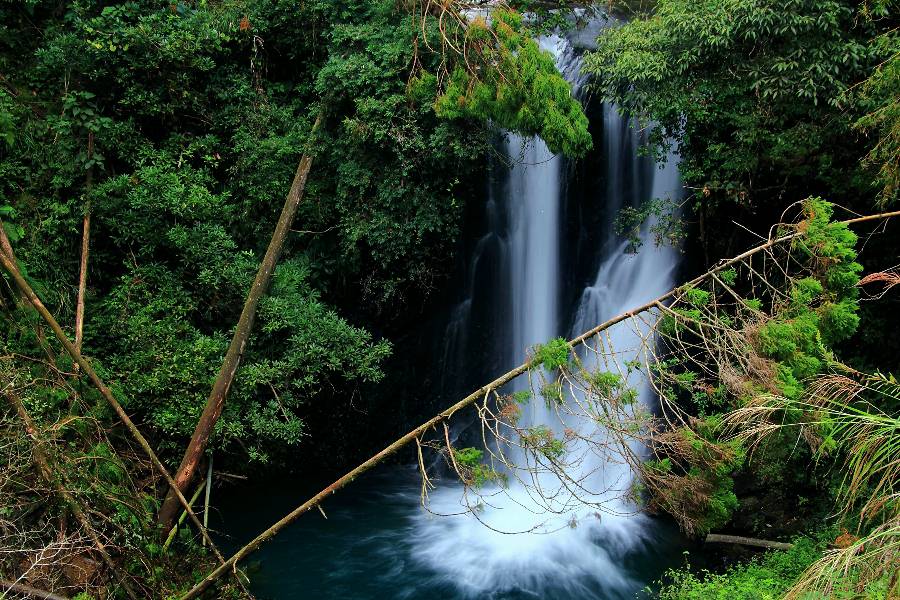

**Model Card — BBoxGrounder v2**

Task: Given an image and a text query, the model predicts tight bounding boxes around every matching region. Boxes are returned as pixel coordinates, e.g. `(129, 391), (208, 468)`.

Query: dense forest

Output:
(0, 0), (897, 599)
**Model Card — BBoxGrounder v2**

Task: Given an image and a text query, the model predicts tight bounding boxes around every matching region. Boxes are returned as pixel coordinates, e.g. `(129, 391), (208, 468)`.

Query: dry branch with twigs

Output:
(180, 203), (900, 599)
(0, 242), (253, 597)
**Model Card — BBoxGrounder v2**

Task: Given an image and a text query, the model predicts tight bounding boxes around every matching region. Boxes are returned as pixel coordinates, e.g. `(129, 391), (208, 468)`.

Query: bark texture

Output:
(74, 203), (90, 354)
(705, 534), (795, 550)
(75, 140), (93, 356)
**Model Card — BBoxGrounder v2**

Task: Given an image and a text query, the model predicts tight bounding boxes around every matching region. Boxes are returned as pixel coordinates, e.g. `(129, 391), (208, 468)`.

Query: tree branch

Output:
(0, 579), (71, 600)
(179, 208), (900, 599)
(0, 251), (230, 570)
(3, 386), (140, 600)
(705, 533), (794, 550)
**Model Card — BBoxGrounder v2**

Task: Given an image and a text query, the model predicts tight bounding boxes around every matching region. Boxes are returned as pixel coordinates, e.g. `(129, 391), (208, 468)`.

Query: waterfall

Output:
(410, 31), (684, 600)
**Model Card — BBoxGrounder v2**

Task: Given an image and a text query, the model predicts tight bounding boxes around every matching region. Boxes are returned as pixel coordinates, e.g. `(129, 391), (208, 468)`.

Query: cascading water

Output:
(214, 22), (688, 600)
(411, 33), (684, 600)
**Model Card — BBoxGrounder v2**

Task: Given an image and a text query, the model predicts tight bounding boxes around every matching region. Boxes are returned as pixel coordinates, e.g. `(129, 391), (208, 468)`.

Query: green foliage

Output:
(719, 268), (737, 286)
(795, 198), (864, 299)
(531, 337), (571, 371)
(590, 370), (622, 394)
(589, 370), (638, 405)
(426, 9), (591, 157)
(851, 8), (900, 205)
(452, 447), (505, 488)
(656, 528), (895, 600)
(308, 0), (493, 305)
(646, 457), (674, 473)
(0, 359), (231, 598)
(643, 200), (871, 538)
(585, 0), (898, 215)
(656, 538), (821, 599)
(521, 425), (566, 460)
(453, 447), (484, 468)
(2, 0), (596, 470)
(540, 381), (564, 405)
(682, 286), (710, 307)
(614, 196), (686, 251)
(512, 390), (533, 404)
(697, 473), (740, 532)
(659, 307), (705, 337)
(754, 199), (862, 397)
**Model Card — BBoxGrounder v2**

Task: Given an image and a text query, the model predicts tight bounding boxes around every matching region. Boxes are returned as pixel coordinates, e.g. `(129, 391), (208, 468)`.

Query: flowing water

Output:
(217, 28), (689, 600)
(407, 34), (684, 600)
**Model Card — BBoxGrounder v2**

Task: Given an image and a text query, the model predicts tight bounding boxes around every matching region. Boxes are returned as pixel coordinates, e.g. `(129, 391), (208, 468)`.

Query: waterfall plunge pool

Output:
(213, 469), (692, 599)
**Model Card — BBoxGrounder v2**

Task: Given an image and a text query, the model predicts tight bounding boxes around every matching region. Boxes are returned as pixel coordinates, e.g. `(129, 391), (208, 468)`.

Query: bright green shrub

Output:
(656, 538), (821, 600)
(429, 9), (591, 157)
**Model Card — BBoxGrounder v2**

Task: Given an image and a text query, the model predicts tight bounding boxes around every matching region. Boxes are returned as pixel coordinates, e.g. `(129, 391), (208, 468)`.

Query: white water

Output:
(411, 34), (683, 599)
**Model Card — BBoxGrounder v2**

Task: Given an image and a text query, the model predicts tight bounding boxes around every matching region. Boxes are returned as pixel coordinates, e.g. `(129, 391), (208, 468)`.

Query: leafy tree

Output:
(0, 0), (589, 469)
(585, 0), (899, 233)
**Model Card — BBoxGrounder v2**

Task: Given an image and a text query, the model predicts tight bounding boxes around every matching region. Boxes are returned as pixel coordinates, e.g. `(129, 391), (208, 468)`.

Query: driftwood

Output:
(705, 534), (795, 550)
(0, 580), (70, 600)
(179, 209), (900, 600)
(158, 115), (323, 530)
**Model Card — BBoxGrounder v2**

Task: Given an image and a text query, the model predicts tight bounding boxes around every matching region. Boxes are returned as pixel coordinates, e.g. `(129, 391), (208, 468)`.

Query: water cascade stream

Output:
(217, 26), (686, 600)
(410, 32), (684, 599)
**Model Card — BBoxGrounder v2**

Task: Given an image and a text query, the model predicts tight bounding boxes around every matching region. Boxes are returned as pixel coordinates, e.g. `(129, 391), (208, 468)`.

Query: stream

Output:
(217, 23), (693, 600)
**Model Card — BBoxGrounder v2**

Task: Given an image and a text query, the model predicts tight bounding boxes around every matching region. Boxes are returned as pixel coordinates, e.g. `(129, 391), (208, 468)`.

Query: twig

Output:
(179, 208), (900, 599)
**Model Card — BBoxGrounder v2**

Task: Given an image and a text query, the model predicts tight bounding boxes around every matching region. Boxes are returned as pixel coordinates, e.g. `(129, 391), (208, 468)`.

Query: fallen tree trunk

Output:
(0, 580), (70, 600)
(179, 208), (900, 600)
(705, 533), (794, 551)
(158, 114), (323, 530)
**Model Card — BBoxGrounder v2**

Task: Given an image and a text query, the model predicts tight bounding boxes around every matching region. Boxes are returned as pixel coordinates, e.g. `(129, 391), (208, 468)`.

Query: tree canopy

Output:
(585, 0), (900, 214)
